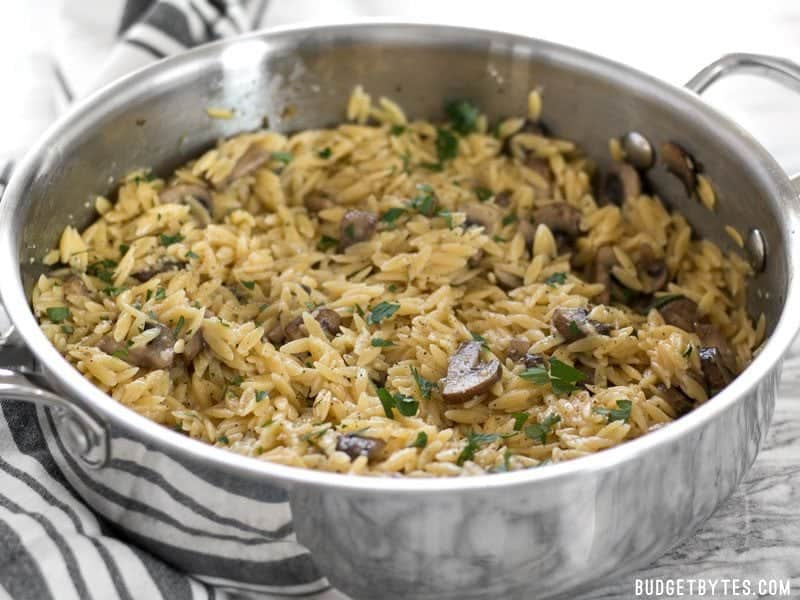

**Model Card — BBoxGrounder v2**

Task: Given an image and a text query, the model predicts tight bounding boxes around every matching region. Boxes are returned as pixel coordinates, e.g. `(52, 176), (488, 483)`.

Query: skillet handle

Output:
(687, 53), (800, 95)
(0, 164), (108, 469)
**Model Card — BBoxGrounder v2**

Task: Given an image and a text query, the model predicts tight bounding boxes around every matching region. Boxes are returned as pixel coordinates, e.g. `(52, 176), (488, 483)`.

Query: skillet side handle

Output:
(0, 163), (109, 469)
(687, 53), (800, 95)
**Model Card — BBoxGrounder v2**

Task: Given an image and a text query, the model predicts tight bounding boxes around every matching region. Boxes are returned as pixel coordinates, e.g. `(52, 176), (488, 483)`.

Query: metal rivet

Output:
(745, 228), (766, 272)
(60, 413), (91, 457)
(621, 132), (654, 170)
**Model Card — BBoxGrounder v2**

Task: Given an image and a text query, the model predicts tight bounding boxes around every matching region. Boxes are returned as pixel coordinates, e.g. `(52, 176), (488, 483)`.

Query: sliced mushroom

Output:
(441, 341), (502, 403)
(305, 191), (333, 213)
(533, 203), (581, 241)
(160, 184), (213, 224)
(661, 141), (698, 194)
(228, 144), (272, 182)
(182, 328), (206, 361)
(467, 248), (485, 269)
(576, 364), (596, 388)
(98, 322), (175, 369)
(281, 307), (343, 343)
(698, 346), (733, 393)
(657, 297), (700, 333)
(339, 210), (377, 249)
(264, 322), (285, 346)
(636, 244), (668, 293)
(131, 259), (187, 283)
(336, 434), (386, 462)
(494, 191), (512, 208)
(517, 219), (536, 249)
(552, 307), (611, 342)
(62, 275), (90, 299)
(505, 339), (531, 362)
(695, 322), (737, 374)
(463, 203), (501, 232)
(590, 245), (617, 305)
(598, 163), (641, 206)
(494, 270), (523, 291)
(655, 384), (693, 417)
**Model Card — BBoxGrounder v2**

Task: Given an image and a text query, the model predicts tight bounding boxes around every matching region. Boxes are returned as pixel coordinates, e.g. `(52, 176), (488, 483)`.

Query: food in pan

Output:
(32, 88), (764, 476)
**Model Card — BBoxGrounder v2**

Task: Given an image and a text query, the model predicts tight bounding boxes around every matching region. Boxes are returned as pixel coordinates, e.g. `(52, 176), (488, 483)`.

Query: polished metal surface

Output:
(686, 52), (800, 95)
(746, 228), (768, 273)
(0, 23), (799, 599)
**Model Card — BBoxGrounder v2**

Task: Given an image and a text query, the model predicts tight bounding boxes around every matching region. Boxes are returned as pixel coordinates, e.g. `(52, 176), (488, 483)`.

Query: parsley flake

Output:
(457, 431), (499, 465)
(271, 151), (293, 164)
(520, 358), (585, 395)
(524, 413), (562, 444)
(544, 272), (567, 287)
(381, 207), (407, 225)
(593, 399), (633, 423)
(255, 390), (269, 402)
(435, 127), (458, 163)
(512, 412), (529, 431)
(371, 338), (395, 347)
(445, 99), (480, 135)
(475, 187), (493, 202)
(376, 387), (419, 419)
(242, 280), (255, 290)
(173, 316), (185, 337)
(159, 233), (184, 247)
(411, 366), (436, 400)
(390, 125), (406, 136)
(317, 235), (338, 251)
(367, 301), (400, 325)
(644, 294), (685, 314)
(46, 307), (70, 323)
(317, 147), (332, 159)
(154, 287), (167, 301)
(409, 431), (428, 448)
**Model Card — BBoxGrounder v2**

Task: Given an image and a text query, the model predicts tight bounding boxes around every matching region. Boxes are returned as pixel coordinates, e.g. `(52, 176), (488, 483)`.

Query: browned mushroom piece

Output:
(283, 307), (343, 343)
(517, 219), (536, 248)
(339, 210), (377, 249)
(467, 248), (485, 269)
(698, 346), (733, 393)
(655, 384), (694, 417)
(336, 434), (386, 462)
(62, 275), (91, 299)
(598, 163), (641, 206)
(131, 259), (187, 283)
(494, 270), (523, 291)
(182, 328), (206, 361)
(305, 191), (333, 213)
(552, 307), (611, 342)
(590, 245), (617, 305)
(228, 144), (272, 182)
(636, 244), (669, 294)
(576, 364), (596, 388)
(264, 322), (285, 346)
(532, 203), (582, 242)
(441, 341), (502, 403)
(159, 184), (213, 224)
(523, 155), (552, 183)
(505, 338), (531, 362)
(463, 203), (501, 232)
(494, 191), (512, 207)
(657, 296), (700, 333)
(695, 322), (737, 373)
(661, 141), (698, 194)
(98, 321), (176, 369)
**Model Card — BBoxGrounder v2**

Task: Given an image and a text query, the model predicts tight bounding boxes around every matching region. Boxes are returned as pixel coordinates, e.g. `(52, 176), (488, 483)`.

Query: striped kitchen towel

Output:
(0, 2), (342, 599)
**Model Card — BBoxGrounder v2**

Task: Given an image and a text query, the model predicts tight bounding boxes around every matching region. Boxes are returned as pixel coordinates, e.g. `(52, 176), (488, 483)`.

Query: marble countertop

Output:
(3, 2), (800, 597)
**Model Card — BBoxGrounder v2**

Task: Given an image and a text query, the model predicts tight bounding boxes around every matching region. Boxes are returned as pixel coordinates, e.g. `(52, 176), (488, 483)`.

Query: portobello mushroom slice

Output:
(523, 155), (552, 183)
(533, 202), (582, 252)
(696, 322), (737, 374)
(657, 296), (700, 333)
(494, 191), (512, 208)
(505, 338), (531, 362)
(698, 346), (733, 393)
(598, 163), (641, 206)
(62, 275), (91, 299)
(467, 248), (485, 269)
(336, 434), (386, 462)
(655, 384), (694, 417)
(272, 307), (343, 344)
(131, 259), (187, 283)
(159, 184), (213, 224)
(552, 307), (611, 342)
(636, 244), (668, 293)
(339, 210), (377, 249)
(98, 321), (176, 369)
(305, 191), (333, 213)
(661, 141), (698, 194)
(182, 328), (206, 361)
(590, 245), (617, 305)
(463, 203), (501, 232)
(441, 341), (502, 403)
(229, 144), (272, 182)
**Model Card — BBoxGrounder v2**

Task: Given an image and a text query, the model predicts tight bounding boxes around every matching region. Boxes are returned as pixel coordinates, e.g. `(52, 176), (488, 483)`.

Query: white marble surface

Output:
(3, 1), (800, 597)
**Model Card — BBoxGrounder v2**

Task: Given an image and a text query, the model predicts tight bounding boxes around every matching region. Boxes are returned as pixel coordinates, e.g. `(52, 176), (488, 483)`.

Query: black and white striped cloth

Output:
(0, 2), (345, 599)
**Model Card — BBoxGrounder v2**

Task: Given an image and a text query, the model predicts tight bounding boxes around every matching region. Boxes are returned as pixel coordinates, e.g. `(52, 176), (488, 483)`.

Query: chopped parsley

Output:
(683, 345), (693, 358)
(317, 147), (332, 159)
(217, 436), (230, 445)
(317, 235), (338, 251)
(470, 330), (490, 350)
(445, 99), (480, 135)
(255, 390), (269, 402)
(119, 244), (130, 256)
(381, 207), (407, 225)
(390, 125), (406, 136)
(420, 162), (444, 172)
(300, 424), (330, 442)
(154, 287), (167, 301)
(242, 280), (255, 290)
(524, 413), (562, 444)
(593, 399), (633, 423)
(186, 250), (199, 259)
(46, 307), (70, 323)
(111, 348), (129, 359)
(409, 431), (428, 448)
(87, 259), (118, 284)
(475, 187), (493, 202)
(520, 358), (586, 395)
(457, 431), (499, 465)
(354, 304), (365, 318)
(544, 272), (567, 287)
(60, 324), (75, 334)
(228, 375), (244, 387)
(645, 294), (684, 313)
(435, 127), (458, 163)
(371, 338), (395, 347)
(158, 233), (184, 246)
(411, 366), (436, 400)
(366, 301), (400, 325)
(437, 210), (454, 229)
(387, 284), (398, 293)
(568, 320), (581, 339)
(103, 285), (126, 297)
(173, 316), (185, 337)
(271, 151), (293, 164)
(512, 412), (529, 431)
(502, 213), (518, 226)
(410, 187), (437, 217)
(376, 387), (419, 418)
